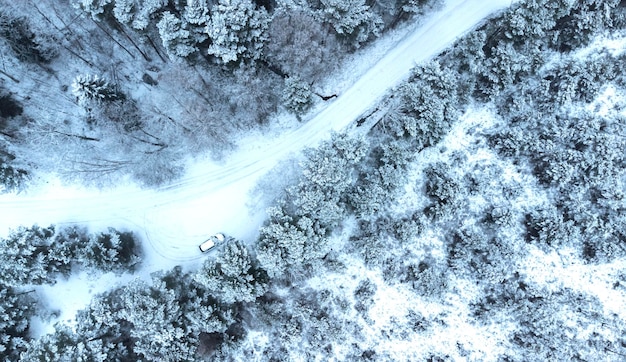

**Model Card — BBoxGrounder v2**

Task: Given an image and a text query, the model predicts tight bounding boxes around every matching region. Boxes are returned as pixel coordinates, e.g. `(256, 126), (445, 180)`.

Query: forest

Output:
(1, 0), (626, 361)
(0, 0), (442, 188)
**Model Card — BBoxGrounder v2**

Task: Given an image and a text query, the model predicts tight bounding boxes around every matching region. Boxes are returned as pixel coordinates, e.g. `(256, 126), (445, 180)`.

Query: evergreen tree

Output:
(112, 0), (168, 30)
(72, 74), (123, 104)
(205, 0), (270, 63)
(282, 76), (313, 116)
(71, 0), (113, 20)
(0, 285), (36, 360)
(256, 205), (327, 277)
(195, 240), (268, 304)
(80, 228), (141, 274)
(320, 0), (382, 47)
(0, 225), (60, 286)
(184, 0), (211, 26)
(157, 11), (197, 60)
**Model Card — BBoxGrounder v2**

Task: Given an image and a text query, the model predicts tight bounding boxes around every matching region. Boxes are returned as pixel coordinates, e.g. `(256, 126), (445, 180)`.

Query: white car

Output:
(199, 233), (226, 252)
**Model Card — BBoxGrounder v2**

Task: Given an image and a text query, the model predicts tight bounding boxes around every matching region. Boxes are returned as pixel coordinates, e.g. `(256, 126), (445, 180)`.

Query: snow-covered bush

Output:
(401, 259), (448, 298)
(353, 278), (377, 317)
(423, 163), (463, 220)
(447, 225), (518, 281)
(0, 12), (58, 64)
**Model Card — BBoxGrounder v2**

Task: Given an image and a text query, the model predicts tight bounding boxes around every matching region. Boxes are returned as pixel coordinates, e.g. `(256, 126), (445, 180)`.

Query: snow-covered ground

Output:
(0, 0), (519, 330)
(0, 0), (516, 259)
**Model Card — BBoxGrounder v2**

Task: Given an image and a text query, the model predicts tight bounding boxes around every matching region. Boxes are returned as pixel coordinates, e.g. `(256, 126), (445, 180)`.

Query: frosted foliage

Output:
(0, 286), (35, 360)
(282, 76), (313, 115)
(206, 0), (270, 63)
(113, 0), (135, 24)
(265, 11), (340, 80)
(71, 74), (121, 104)
(157, 12), (197, 59)
(184, 0), (210, 25)
(112, 0), (167, 30)
(195, 240), (268, 303)
(402, 0), (443, 14)
(71, 0), (113, 20)
(321, 0), (382, 46)
(0, 226), (57, 286)
(257, 206), (327, 277)
(120, 279), (188, 361)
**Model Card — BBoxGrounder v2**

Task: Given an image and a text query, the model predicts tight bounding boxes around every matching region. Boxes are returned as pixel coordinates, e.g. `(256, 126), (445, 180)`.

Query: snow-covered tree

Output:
(282, 76), (313, 116)
(72, 74), (124, 104)
(320, 0), (382, 47)
(265, 10), (341, 81)
(71, 0), (113, 20)
(401, 0), (443, 16)
(256, 205), (328, 277)
(289, 133), (368, 226)
(157, 266), (234, 334)
(112, 0), (168, 30)
(0, 162), (28, 193)
(0, 285), (36, 360)
(157, 11), (197, 60)
(119, 279), (192, 361)
(80, 228), (141, 273)
(205, 0), (270, 63)
(180, 0), (212, 44)
(194, 240), (268, 304)
(0, 225), (60, 286)
(184, 0), (211, 26)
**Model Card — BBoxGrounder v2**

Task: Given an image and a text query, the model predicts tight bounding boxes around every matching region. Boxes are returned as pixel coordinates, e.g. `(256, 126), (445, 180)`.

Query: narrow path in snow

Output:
(0, 0), (518, 266)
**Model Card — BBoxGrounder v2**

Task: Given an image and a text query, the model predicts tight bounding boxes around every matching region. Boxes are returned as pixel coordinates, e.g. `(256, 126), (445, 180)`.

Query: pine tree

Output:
(320, 0), (382, 47)
(194, 240), (268, 304)
(0, 285), (36, 360)
(71, 0), (113, 20)
(112, 0), (168, 30)
(72, 74), (123, 104)
(256, 205), (327, 277)
(184, 0), (210, 26)
(80, 228), (141, 274)
(282, 76), (313, 116)
(157, 12), (197, 60)
(205, 0), (270, 63)
(0, 225), (59, 286)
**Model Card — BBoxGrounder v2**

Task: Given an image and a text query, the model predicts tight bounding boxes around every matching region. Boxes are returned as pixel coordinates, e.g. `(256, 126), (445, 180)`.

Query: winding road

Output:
(0, 0), (517, 267)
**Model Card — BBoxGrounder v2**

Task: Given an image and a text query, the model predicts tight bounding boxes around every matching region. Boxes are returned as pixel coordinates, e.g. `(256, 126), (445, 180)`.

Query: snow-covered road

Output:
(0, 0), (517, 268)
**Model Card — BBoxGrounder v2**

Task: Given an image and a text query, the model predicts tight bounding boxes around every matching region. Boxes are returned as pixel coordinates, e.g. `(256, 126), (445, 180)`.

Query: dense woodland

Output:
(1, 0), (626, 361)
